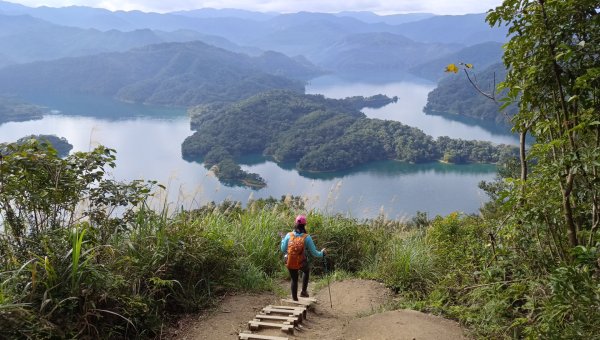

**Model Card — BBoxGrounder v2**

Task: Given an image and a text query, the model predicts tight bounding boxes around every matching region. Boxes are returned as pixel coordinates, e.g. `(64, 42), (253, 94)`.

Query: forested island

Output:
(182, 90), (517, 186)
(16, 135), (73, 157)
(2, 134), (73, 158)
(424, 62), (518, 127)
(0, 96), (46, 124)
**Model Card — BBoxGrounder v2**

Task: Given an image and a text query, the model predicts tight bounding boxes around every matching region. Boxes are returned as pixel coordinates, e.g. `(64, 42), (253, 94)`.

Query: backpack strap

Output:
(289, 232), (308, 242)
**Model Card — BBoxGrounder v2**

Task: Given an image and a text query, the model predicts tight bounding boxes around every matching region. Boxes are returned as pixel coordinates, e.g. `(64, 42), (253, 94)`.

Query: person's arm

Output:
(305, 235), (324, 258)
(281, 232), (291, 254)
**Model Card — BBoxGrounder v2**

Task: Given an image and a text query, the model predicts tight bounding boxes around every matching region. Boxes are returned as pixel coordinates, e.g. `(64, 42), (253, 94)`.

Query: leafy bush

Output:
(375, 231), (438, 295)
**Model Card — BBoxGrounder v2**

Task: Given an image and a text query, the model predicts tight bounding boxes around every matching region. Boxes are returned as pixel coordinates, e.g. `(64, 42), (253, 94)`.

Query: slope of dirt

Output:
(172, 279), (467, 340)
(313, 279), (391, 317)
(172, 293), (279, 339)
(342, 309), (467, 340)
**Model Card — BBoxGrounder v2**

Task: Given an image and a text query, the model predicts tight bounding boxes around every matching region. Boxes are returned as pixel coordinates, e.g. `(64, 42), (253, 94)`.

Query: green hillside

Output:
(0, 41), (319, 106)
(424, 62), (517, 126)
(409, 41), (504, 81)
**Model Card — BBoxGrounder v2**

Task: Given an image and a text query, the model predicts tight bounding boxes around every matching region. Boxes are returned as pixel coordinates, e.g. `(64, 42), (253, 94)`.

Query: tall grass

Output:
(374, 230), (438, 295)
(1, 191), (420, 338)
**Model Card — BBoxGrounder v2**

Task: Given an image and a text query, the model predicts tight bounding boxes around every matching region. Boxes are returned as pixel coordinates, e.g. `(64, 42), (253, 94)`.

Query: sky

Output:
(5, 0), (503, 15)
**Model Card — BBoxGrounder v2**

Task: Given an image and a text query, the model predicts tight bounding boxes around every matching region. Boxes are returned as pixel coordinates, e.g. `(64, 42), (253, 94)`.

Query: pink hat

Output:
(295, 215), (307, 225)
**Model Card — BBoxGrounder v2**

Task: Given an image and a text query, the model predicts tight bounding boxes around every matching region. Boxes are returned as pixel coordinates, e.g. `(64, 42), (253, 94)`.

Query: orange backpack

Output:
(286, 232), (308, 269)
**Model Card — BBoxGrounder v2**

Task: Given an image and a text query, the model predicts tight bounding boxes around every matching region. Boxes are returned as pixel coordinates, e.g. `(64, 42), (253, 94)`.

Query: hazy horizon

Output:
(2, 0), (502, 16)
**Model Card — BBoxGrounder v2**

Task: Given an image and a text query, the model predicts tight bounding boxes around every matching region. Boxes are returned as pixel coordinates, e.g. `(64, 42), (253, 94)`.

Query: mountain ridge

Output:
(0, 41), (319, 107)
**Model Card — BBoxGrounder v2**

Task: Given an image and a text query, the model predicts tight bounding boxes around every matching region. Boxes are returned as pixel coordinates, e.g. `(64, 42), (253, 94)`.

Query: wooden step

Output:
(255, 314), (299, 326)
(248, 320), (294, 334)
(268, 305), (307, 316)
(262, 308), (303, 320)
(262, 307), (303, 322)
(267, 305), (307, 311)
(238, 332), (289, 340)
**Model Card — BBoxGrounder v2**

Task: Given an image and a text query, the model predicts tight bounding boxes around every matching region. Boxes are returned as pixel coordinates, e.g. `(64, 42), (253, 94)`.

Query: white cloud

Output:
(9, 0), (502, 15)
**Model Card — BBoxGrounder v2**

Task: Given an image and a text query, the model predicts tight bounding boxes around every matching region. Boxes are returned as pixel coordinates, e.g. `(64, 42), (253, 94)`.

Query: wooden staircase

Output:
(238, 297), (317, 340)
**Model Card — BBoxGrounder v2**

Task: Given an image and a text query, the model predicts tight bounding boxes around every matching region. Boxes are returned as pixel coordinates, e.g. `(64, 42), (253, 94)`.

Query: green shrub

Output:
(375, 231), (438, 295)
(529, 247), (600, 338)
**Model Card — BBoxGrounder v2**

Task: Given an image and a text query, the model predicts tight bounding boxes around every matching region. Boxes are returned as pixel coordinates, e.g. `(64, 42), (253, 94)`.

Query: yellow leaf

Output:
(445, 63), (459, 73)
(465, 63), (473, 69)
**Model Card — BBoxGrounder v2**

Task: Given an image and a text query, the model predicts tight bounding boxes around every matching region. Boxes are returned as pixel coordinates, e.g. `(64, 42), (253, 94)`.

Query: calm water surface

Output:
(307, 75), (518, 145)
(0, 79), (511, 219)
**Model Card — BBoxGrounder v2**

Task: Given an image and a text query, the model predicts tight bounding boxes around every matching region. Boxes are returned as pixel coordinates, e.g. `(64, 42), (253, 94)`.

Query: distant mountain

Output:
(0, 3), (412, 58)
(424, 62), (517, 127)
(0, 0), (28, 13)
(0, 41), (320, 107)
(250, 12), (388, 56)
(152, 30), (263, 56)
(393, 13), (508, 45)
(0, 1), (507, 73)
(313, 32), (462, 74)
(0, 1), (134, 30)
(0, 14), (159, 64)
(0, 14), (263, 66)
(334, 11), (435, 25)
(410, 41), (504, 81)
(172, 8), (277, 21)
(0, 1), (268, 39)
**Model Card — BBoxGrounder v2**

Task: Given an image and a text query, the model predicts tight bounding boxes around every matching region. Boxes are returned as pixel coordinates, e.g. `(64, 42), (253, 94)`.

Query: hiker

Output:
(280, 214), (326, 301)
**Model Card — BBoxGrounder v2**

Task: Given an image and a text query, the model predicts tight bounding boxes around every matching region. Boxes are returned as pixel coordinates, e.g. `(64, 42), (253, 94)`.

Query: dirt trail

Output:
(173, 279), (466, 340)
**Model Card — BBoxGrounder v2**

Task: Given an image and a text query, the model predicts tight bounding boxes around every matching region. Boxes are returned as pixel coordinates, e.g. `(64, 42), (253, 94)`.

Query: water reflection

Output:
(1, 85), (500, 218)
(306, 75), (519, 145)
(19, 92), (185, 120)
(298, 160), (496, 180)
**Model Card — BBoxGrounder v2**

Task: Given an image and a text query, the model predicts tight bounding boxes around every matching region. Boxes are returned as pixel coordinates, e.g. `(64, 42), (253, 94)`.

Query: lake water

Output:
(0, 79), (517, 220)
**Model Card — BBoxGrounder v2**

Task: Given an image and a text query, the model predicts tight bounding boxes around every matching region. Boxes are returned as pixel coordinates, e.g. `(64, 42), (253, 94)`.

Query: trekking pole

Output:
(323, 253), (333, 308)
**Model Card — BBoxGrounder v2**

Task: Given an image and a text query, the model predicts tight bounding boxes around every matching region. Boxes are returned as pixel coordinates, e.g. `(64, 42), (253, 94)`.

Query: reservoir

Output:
(0, 77), (517, 220)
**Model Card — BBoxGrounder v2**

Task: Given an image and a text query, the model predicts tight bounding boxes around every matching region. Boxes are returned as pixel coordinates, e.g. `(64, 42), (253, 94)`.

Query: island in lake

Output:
(10, 134), (73, 158)
(182, 90), (517, 187)
(0, 96), (47, 124)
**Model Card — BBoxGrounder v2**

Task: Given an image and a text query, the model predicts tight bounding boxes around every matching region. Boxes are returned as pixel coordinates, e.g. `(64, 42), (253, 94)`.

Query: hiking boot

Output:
(300, 291), (309, 298)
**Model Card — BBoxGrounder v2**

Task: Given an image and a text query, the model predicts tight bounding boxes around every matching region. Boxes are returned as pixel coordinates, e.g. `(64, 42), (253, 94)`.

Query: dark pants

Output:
(288, 266), (309, 300)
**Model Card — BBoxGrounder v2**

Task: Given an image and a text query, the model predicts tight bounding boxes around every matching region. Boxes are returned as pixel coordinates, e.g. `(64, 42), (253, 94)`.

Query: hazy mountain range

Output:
(0, 0), (510, 123)
(0, 13), (263, 68)
(0, 41), (319, 106)
(409, 41), (504, 82)
(0, 0), (508, 72)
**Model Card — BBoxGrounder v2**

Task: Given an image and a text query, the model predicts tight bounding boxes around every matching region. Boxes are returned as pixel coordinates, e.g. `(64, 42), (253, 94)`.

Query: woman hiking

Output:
(280, 215), (326, 301)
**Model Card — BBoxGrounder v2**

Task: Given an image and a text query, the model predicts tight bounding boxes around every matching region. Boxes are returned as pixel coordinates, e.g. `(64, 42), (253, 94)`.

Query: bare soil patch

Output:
(313, 278), (391, 318)
(171, 293), (279, 339)
(342, 309), (467, 340)
(172, 279), (467, 339)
